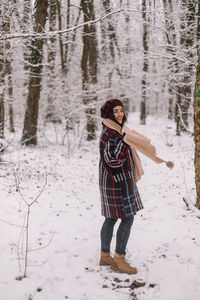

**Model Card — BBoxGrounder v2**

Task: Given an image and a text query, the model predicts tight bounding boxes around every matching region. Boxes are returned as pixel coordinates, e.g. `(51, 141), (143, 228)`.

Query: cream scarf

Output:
(103, 118), (174, 182)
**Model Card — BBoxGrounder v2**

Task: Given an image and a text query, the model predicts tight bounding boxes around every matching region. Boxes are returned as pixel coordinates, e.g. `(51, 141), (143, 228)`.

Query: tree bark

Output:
(23, 0), (32, 97)
(6, 55), (15, 133)
(194, 50), (200, 208)
(0, 2), (6, 138)
(64, 0), (71, 64)
(56, 0), (65, 72)
(176, 0), (196, 133)
(45, 0), (60, 123)
(101, 0), (121, 91)
(163, 0), (177, 120)
(21, 0), (48, 145)
(81, 0), (98, 140)
(194, 2), (200, 209)
(4, 4), (15, 133)
(67, 1), (82, 67)
(23, 0), (32, 68)
(140, 0), (148, 125)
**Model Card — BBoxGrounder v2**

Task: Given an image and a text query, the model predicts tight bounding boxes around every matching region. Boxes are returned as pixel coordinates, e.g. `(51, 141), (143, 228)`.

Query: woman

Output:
(99, 98), (143, 275)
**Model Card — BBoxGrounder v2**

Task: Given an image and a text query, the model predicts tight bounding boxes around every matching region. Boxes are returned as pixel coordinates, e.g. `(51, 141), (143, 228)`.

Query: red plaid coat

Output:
(99, 125), (143, 219)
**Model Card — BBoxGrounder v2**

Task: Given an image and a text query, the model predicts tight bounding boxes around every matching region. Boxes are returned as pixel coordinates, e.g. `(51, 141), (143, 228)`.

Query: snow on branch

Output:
(0, 9), (124, 41)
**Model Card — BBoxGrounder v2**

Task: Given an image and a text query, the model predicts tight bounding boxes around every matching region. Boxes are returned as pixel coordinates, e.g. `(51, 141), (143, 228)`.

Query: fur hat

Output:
(101, 99), (123, 118)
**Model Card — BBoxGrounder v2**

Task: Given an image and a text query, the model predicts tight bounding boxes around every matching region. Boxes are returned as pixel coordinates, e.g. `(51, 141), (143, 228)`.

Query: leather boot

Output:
(111, 252), (137, 274)
(99, 251), (118, 268)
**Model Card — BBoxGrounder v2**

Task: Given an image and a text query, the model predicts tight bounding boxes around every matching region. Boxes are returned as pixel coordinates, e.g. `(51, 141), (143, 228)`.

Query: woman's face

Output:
(113, 106), (124, 124)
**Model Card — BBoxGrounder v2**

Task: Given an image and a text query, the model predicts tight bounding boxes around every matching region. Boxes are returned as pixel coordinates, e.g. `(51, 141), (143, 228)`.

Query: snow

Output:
(0, 113), (199, 300)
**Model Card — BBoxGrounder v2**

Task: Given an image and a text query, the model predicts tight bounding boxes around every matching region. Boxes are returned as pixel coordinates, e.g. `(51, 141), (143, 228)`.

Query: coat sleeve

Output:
(103, 135), (129, 168)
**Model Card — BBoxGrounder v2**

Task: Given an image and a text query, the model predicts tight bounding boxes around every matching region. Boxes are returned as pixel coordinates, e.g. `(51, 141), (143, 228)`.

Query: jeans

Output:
(100, 216), (134, 255)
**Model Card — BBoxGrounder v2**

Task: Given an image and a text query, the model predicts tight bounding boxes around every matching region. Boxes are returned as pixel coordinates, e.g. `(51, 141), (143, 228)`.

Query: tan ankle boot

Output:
(111, 252), (137, 274)
(99, 251), (118, 268)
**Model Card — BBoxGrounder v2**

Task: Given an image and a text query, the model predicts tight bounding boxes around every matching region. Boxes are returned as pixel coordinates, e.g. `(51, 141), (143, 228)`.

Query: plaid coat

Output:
(99, 125), (143, 219)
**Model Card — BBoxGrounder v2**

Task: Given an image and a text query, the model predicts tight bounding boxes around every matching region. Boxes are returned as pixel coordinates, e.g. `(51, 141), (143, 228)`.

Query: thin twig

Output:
(17, 213), (27, 273)
(0, 217), (25, 228)
(28, 232), (55, 252)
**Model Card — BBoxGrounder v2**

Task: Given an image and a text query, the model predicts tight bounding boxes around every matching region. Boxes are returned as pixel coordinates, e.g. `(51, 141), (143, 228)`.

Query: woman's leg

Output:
(115, 216), (134, 255)
(100, 218), (118, 253)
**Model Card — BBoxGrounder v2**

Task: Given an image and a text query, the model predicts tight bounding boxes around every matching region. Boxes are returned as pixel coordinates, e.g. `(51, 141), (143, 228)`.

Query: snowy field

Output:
(0, 113), (199, 300)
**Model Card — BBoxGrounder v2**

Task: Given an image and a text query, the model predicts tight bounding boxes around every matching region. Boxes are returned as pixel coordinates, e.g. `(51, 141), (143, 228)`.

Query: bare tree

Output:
(0, 2), (15, 136)
(23, 0), (32, 74)
(81, 0), (98, 140)
(101, 0), (121, 94)
(12, 166), (53, 279)
(140, 0), (149, 124)
(45, 0), (60, 123)
(4, 4), (15, 133)
(21, 0), (48, 145)
(56, 0), (65, 72)
(176, 0), (197, 134)
(65, 0), (71, 65)
(194, 2), (200, 209)
(0, 2), (6, 138)
(163, 0), (178, 120)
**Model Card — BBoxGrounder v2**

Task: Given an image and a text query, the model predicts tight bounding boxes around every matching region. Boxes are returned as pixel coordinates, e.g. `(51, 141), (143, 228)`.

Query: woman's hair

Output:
(108, 110), (127, 126)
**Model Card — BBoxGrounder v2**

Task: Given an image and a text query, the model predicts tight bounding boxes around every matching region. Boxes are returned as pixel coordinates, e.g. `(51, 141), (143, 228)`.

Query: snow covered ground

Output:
(0, 113), (199, 300)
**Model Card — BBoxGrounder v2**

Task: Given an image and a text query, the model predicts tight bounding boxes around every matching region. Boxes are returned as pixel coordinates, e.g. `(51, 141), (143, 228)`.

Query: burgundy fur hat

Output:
(101, 99), (123, 118)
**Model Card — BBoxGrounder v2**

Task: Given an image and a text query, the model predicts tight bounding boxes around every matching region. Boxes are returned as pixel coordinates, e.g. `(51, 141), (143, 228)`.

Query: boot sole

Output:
(99, 258), (118, 268)
(100, 261), (118, 268)
(110, 265), (137, 275)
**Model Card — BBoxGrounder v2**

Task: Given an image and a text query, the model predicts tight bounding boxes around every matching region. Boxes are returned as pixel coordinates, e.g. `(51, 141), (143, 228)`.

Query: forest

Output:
(0, 1), (200, 299)
(0, 0), (200, 201)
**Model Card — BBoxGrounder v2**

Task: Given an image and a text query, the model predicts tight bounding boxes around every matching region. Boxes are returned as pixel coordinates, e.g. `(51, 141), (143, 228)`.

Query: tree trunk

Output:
(194, 49), (200, 208)
(176, 0), (196, 133)
(163, 0), (177, 120)
(67, 1), (82, 67)
(45, 0), (60, 123)
(81, 0), (98, 140)
(0, 2), (6, 138)
(64, 0), (71, 64)
(140, 0), (148, 125)
(120, 0), (131, 113)
(21, 0), (48, 145)
(4, 4), (15, 133)
(0, 92), (4, 139)
(6, 56), (15, 133)
(23, 0), (32, 92)
(56, 0), (65, 72)
(194, 1), (200, 209)
(101, 0), (121, 91)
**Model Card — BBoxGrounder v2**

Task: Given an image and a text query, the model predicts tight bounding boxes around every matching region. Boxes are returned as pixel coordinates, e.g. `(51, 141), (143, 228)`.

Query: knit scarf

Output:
(103, 118), (174, 182)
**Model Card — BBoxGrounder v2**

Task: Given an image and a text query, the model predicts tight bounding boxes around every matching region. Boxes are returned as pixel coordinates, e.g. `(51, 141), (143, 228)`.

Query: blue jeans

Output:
(100, 217), (134, 255)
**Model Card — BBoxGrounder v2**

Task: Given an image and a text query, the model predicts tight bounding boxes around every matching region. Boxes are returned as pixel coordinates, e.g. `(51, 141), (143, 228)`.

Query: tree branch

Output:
(0, 9), (124, 41)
